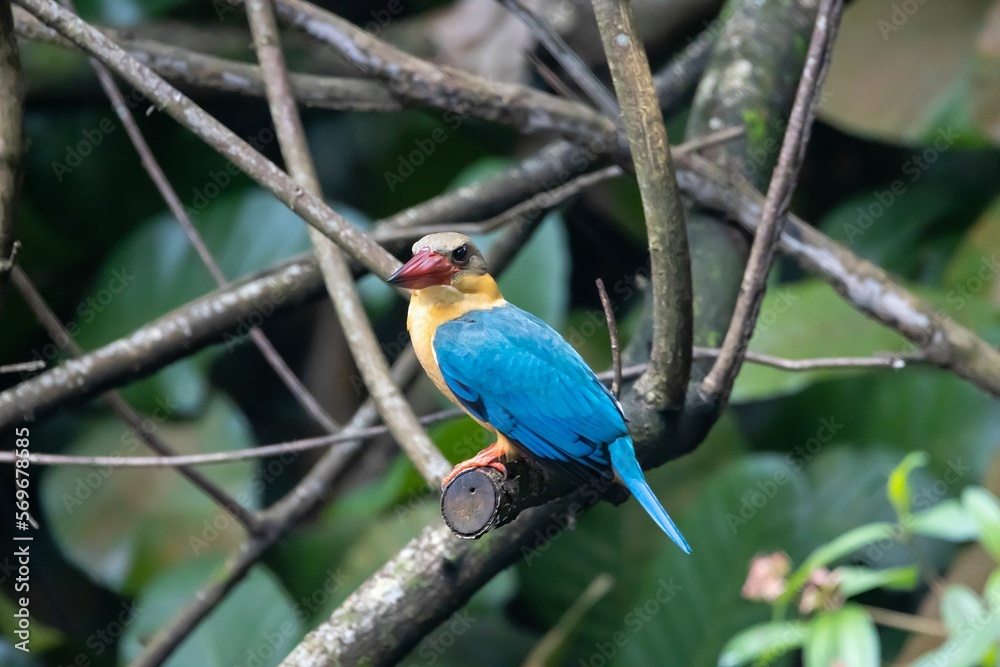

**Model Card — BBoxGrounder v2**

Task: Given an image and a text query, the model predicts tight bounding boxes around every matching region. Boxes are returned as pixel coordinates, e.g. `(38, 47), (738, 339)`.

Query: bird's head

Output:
(388, 233), (492, 295)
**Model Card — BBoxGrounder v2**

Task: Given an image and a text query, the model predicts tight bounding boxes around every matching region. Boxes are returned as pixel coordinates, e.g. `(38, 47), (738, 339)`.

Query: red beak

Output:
(388, 248), (456, 290)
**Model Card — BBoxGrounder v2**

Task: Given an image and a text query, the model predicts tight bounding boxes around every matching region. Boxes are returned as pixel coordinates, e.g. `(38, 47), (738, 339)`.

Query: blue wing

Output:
(432, 304), (625, 477)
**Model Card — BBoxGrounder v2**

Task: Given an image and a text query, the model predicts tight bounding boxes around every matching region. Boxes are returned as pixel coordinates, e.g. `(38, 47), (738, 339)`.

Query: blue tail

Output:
(609, 437), (691, 554)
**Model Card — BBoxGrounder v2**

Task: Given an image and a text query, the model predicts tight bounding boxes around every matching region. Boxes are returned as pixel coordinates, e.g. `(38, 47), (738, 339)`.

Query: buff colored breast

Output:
(406, 276), (506, 427)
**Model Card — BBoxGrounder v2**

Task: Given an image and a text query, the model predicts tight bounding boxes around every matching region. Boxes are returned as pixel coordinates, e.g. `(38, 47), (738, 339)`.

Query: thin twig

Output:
(0, 359), (43, 374)
(134, 367), (405, 667)
(0, 408), (461, 467)
(0, 254), (324, 428)
(528, 53), (586, 105)
(592, 0), (692, 410)
(596, 279), (621, 399)
(379, 128), (742, 243)
(59, 0), (340, 436)
(861, 605), (947, 638)
(496, 0), (618, 116)
(677, 126), (745, 155)
(243, 0), (448, 487)
(395, 165), (622, 240)
(523, 573), (615, 667)
(9, 266), (261, 533)
(700, 0), (843, 402)
(692, 347), (921, 371)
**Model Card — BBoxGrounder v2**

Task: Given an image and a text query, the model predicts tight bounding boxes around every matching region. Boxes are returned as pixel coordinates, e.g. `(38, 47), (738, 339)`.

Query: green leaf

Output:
(40, 394), (258, 594)
(804, 605), (879, 667)
(820, 185), (970, 281)
(0, 594), (63, 653)
(908, 500), (980, 542)
(73, 189), (312, 414)
(731, 281), (909, 403)
(913, 585), (1000, 667)
(120, 558), (302, 667)
(986, 569), (1000, 611)
(837, 565), (920, 598)
(888, 452), (931, 518)
(718, 621), (811, 667)
(963, 488), (1000, 561)
(941, 584), (987, 634)
(781, 523), (898, 607)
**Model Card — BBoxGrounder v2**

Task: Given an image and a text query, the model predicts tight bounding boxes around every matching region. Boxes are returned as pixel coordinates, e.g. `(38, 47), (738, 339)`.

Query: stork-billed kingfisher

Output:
(388, 233), (690, 553)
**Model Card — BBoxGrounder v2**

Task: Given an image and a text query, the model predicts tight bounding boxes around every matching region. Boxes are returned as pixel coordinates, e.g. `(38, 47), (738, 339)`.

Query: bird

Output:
(388, 232), (690, 553)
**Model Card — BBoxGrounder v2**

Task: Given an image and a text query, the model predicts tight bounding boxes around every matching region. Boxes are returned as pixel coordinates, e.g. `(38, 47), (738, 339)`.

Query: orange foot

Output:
(442, 441), (511, 489)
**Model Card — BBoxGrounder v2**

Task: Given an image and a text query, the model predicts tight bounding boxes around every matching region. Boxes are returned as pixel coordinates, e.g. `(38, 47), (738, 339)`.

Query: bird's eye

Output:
(452, 244), (469, 264)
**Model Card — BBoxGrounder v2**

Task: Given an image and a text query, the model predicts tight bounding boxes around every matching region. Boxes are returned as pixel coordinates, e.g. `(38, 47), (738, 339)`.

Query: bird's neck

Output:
(407, 274), (505, 331)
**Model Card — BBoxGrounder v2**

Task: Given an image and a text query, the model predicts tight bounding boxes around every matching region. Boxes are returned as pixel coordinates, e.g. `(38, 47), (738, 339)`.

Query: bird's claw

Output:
(441, 445), (510, 489)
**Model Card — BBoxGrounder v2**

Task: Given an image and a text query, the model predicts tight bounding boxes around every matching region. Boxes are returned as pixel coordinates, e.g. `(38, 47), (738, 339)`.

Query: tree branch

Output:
(13, 7), (402, 112)
(226, 0), (621, 150)
(700, 0), (843, 402)
(592, 0), (692, 409)
(0, 0), (23, 319)
(243, 0), (449, 485)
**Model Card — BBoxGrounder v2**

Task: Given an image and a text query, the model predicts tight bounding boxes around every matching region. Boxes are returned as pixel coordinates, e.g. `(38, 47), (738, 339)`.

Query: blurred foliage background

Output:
(1, 0), (999, 665)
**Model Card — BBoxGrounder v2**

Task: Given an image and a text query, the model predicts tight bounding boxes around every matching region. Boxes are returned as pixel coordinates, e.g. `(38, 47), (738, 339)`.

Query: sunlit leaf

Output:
(803, 605), (879, 667)
(837, 565), (919, 597)
(941, 584), (987, 634)
(908, 499), (980, 542)
(963, 488), (1000, 561)
(912, 585), (1000, 667)
(718, 621), (810, 667)
(888, 451), (931, 518)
